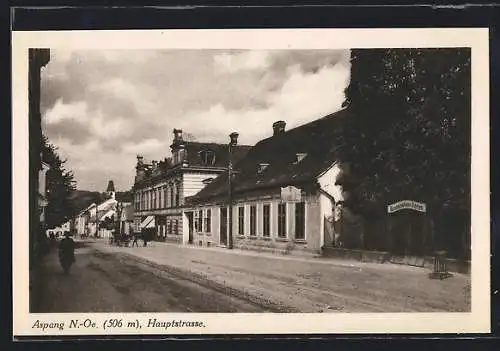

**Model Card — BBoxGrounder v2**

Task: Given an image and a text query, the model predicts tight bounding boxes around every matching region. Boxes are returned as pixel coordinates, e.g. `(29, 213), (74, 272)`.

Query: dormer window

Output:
(295, 153), (308, 164)
(258, 163), (270, 174)
(199, 150), (216, 166)
(202, 177), (214, 185)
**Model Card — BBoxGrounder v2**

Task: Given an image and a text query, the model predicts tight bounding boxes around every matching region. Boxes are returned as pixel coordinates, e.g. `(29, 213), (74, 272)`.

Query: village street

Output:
(35, 239), (471, 313)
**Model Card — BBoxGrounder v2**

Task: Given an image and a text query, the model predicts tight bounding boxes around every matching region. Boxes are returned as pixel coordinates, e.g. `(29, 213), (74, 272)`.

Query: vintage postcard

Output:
(12, 28), (490, 336)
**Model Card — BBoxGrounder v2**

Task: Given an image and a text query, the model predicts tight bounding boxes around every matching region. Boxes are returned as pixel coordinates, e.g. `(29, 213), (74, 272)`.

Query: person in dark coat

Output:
(59, 232), (76, 273)
(132, 232), (139, 247)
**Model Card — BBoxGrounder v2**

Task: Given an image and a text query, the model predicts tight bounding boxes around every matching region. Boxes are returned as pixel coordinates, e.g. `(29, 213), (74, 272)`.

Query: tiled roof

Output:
(183, 141), (252, 168)
(187, 109), (350, 204)
(136, 142), (252, 185)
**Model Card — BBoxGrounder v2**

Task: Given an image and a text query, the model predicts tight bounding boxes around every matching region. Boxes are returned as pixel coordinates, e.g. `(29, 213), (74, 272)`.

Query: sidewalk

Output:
(92, 239), (471, 313)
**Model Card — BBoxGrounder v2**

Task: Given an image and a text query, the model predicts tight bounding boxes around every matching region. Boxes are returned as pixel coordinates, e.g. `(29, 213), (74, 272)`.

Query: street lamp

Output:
(227, 132), (239, 250)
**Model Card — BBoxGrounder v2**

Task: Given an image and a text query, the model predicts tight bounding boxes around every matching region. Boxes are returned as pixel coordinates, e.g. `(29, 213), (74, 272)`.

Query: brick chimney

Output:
(229, 132), (239, 146)
(272, 121), (286, 136)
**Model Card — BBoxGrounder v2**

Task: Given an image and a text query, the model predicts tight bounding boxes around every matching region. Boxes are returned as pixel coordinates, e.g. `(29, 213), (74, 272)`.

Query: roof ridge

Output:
(186, 108), (349, 204)
(186, 141), (253, 147)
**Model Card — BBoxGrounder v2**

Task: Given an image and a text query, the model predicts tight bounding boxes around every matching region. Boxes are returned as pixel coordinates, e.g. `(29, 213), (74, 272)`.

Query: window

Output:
(197, 210), (203, 233)
(258, 163), (270, 174)
(175, 184), (180, 207)
(202, 177), (214, 185)
(174, 219), (179, 235)
(167, 220), (172, 234)
(158, 188), (162, 209)
(238, 206), (245, 235)
(170, 185), (174, 208)
(250, 205), (256, 236)
(204, 209), (211, 232)
(199, 150), (216, 166)
(295, 153), (308, 164)
(152, 189), (156, 209)
(263, 204), (270, 237)
(194, 211), (199, 232)
(295, 202), (305, 240)
(278, 203), (287, 238)
(163, 187), (167, 208)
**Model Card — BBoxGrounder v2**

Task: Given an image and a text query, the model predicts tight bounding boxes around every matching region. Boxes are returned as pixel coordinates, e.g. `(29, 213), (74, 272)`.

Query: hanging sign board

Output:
(281, 186), (302, 202)
(387, 200), (426, 213)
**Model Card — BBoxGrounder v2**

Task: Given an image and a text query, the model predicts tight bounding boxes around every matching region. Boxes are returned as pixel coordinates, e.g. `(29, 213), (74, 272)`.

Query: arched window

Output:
(199, 150), (216, 166)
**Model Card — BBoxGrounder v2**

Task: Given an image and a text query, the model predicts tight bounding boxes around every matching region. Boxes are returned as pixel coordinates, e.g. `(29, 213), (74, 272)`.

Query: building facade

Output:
(29, 49), (50, 272)
(75, 203), (94, 237)
(119, 203), (134, 236)
(73, 180), (118, 238)
(184, 111), (352, 255)
(38, 160), (50, 228)
(132, 129), (251, 243)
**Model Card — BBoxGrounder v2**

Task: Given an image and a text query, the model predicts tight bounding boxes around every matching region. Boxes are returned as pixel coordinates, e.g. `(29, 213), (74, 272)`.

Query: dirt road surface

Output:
(34, 240), (471, 313)
(35, 242), (275, 313)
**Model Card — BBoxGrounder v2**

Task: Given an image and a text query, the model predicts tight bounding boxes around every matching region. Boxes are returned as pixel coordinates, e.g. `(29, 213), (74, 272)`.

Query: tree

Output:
(339, 48), (471, 258)
(42, 135), (77, 229)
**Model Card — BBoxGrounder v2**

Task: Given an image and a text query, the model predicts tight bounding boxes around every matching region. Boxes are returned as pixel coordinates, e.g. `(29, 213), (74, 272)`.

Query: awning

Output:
(140, 215), (155, 229)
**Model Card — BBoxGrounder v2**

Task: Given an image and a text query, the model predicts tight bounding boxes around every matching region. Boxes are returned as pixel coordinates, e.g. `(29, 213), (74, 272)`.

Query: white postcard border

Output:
(12, 28), (490, 336)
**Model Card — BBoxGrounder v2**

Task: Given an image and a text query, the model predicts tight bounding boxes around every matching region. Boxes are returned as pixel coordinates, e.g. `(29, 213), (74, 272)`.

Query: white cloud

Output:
(213, 51), (270, 72)
(122, 138), (165, 155)
(90, 78), (157, 116)
(41, 49), (351, 191)
(88, 112), (133, 140)
(183, 61), (350, 145)
(44, 99), (88, 124)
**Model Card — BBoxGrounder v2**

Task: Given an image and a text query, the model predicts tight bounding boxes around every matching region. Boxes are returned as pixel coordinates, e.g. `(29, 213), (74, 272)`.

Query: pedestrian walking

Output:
(132, 232), (139, 247)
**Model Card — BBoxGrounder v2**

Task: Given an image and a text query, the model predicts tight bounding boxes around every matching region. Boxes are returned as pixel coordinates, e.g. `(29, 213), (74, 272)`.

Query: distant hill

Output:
(70, 189), (133, 214)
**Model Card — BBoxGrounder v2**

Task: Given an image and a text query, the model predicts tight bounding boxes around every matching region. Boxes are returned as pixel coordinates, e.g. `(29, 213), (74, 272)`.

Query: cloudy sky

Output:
(41, 49), (351, 191)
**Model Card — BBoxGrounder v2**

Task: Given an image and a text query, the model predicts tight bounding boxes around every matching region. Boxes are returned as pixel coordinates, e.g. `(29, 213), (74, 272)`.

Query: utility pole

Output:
(227, 132), (239, 250)
(95, 202), (99, 239)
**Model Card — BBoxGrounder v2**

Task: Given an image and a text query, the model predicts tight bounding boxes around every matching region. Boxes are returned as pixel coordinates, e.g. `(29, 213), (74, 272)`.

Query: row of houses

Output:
(132, 110), (352, 256)
(65, 106), (463, 260)
(69, 181), (135, 239)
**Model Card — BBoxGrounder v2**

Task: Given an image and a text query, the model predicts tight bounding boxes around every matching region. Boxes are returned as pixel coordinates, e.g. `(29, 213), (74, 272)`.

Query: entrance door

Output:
(186, 212), (194, 244)
(220, 207), (228, 246)
(389, 211), (426, 257)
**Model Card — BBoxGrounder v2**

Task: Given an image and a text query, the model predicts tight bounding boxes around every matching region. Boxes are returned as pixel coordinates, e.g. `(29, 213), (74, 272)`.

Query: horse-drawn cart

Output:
(109, 231), (131, 247)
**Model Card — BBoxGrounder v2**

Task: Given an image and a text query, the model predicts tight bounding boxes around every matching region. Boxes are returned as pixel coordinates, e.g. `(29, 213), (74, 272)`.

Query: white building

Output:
(73, 180), (119, 239)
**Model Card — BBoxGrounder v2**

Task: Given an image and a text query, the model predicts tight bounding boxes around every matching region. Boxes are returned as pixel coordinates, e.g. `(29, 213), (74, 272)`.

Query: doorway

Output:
(388, 210), (427, 257)
(220, 207), (228, 246)
(185, 212), (194, 244)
